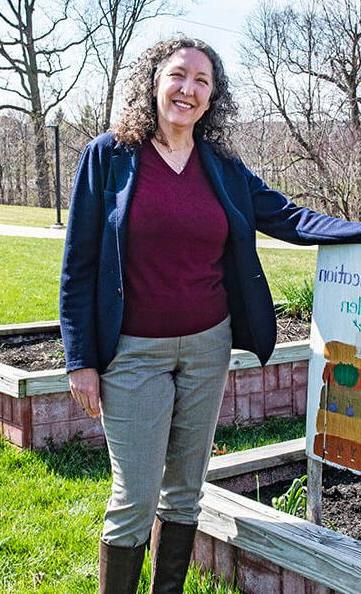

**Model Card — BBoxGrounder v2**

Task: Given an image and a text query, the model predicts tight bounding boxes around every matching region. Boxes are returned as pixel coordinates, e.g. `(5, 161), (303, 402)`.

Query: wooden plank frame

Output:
(0, 364), (68, 398)
(230, 340), (310, 370)
(206, 437), (306, 481)
(203, 439), (361, 594)
(0, 320), (60, 336)
(0, 363), (27, 397)
(199, 481), (361, 594)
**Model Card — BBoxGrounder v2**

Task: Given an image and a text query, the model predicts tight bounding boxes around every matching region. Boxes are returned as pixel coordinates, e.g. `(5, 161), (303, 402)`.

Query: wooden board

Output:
(230, 340), (310, 370)
(24, 369), (69, 396)
(0, 363), (27, 397)
(0, 320), (60, 336)
(200, 481), (361, 594)
(207, 437), (306, 481)
(0, 364), (68, 397)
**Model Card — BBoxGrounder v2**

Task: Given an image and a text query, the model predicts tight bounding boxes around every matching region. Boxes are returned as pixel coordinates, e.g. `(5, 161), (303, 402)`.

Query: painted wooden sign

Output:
(306, 244), (361, 474)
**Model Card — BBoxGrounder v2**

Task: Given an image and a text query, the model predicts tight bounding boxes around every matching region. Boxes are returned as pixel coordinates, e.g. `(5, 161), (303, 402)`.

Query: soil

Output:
(0, 332), (64, 371)
(0, 313), (311, 372)
(247, 465), (361, 540)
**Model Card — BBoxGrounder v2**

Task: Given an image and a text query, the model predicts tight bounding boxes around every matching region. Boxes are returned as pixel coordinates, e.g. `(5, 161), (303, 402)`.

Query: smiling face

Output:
(153, 47), (214, 139)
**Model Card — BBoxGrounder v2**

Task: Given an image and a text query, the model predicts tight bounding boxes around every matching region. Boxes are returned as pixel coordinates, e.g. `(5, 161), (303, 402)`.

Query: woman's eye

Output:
(197, 79), (208, 85)
(169, 72), (183, 77)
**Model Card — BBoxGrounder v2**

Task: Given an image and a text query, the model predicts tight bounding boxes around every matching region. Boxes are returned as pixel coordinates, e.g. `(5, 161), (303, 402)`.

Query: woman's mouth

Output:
(172, 100), (193, 110)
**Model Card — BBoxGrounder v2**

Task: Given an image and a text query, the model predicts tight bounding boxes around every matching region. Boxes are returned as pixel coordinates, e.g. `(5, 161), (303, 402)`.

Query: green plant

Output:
(271, 474), (307, 517)
(277, 279), (314, 320)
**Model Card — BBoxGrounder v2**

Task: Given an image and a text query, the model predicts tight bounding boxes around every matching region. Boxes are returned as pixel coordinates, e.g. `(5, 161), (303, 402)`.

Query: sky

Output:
(131, 0), (262, 76)
(84, 0), (271, 120)
(0, 0), (288, 117)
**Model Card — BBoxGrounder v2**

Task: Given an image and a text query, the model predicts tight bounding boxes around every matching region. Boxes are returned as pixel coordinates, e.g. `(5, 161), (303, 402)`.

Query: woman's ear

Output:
(153, 66), (163, 98)
(153, 79), (158, 98)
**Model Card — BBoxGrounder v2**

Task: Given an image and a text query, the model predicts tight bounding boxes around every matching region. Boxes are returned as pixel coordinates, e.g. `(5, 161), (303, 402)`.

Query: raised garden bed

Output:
(0, 320), (310, 450)
(193, 438), (361, 594)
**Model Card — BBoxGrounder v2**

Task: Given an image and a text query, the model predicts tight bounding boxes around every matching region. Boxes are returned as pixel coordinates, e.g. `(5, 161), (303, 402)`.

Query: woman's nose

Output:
(180, 78), (195, 96)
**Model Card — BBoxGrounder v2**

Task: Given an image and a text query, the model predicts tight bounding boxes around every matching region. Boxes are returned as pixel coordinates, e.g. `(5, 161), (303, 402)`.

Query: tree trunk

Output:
(33, 116), (51, 208)
(102, 65), (118, 132)
(22, 126), (29, 206)
(0, 164), (4, 204)
(15, 164), (22, 203)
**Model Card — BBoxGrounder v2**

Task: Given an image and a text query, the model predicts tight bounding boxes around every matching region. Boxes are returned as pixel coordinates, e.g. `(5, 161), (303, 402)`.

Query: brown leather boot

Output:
(150, 516), (198, 594)
(99, 540), (146, 594)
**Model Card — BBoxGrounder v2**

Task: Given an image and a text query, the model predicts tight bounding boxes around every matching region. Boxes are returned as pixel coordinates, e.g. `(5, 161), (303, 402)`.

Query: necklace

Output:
(151, 138), (193, 174)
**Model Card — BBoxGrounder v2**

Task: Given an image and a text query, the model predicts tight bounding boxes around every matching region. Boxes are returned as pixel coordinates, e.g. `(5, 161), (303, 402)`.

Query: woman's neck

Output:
(154, 126), (194, 151)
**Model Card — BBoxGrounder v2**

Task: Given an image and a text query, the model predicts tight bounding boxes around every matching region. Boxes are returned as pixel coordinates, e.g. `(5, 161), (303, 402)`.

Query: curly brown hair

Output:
(111, 37), (239, 157)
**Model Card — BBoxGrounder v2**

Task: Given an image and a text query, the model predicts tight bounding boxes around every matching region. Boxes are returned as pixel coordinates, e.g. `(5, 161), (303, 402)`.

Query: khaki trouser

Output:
(100, 315), (232, 547)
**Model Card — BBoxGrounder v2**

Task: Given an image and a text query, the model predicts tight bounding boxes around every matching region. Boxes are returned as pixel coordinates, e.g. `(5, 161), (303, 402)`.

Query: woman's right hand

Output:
(68, 368), (101, 418)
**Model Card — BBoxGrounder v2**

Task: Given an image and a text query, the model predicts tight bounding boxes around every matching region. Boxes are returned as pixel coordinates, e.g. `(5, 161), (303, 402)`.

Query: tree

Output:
(0, 0), (92, 206)
(239, 0), (361, 219)
(88, 0), (181, 132)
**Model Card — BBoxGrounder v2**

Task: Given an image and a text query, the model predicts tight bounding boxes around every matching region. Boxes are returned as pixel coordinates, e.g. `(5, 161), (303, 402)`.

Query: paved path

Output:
(0, 223), (317, 250)
(257, 238), (317, 251)
(0, 224), (66, 239)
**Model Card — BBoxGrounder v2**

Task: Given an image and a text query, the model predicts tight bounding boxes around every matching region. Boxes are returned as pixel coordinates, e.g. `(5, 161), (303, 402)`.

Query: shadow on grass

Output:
(29, 435), (111, 481)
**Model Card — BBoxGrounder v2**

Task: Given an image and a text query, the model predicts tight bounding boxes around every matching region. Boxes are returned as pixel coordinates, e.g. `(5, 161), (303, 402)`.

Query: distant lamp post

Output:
(46, 124), (64, 228)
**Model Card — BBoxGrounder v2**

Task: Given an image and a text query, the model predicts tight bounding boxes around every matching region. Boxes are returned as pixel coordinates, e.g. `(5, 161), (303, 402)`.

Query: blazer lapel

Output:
(197, 139), (252, 240)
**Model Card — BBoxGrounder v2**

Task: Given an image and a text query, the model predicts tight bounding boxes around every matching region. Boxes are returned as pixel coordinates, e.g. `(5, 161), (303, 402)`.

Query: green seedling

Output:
(272, 474), (307, 517)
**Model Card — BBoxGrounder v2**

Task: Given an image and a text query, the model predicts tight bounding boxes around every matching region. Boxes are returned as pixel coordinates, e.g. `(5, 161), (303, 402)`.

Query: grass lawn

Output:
(1, 416), (304, 593)
(0, 238), (316, 325)
(256, 231), (272, 240)
(259, 248), (317, 301)
(0, 237), (63, 324)
(0, 204), (68, 228)
(213, 416), (305, 454)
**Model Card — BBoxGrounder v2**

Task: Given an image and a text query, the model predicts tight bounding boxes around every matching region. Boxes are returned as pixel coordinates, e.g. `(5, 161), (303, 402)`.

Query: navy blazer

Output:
(59, 132), (361, 373)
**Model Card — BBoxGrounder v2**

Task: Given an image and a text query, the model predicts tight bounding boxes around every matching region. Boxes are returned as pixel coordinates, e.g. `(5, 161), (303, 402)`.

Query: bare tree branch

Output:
(0, 84), (29, 101)
(0, 13), (20, 30)
(0, 42), (26, 73)
(44, 47), (88, 116)
(83, 0), (181, 131)
(33, 2), (70, 42)
(0, 103), (30, 114)
(238, 0), (361, 219)
(0, 0), (92, 206)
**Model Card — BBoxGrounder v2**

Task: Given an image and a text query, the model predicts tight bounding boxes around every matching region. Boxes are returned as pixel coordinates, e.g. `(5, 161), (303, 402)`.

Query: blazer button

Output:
(117, 287), (123, 297)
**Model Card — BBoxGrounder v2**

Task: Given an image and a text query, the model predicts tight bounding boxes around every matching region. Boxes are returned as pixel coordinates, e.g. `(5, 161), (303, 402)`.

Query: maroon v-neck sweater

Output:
(121, 140), (229, 337)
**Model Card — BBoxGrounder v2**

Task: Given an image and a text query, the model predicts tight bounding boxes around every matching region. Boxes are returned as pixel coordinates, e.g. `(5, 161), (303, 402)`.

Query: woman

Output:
(60, 37), (361, 594)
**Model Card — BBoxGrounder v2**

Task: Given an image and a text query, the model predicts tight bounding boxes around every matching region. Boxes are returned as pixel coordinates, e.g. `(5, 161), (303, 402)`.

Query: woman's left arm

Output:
(60, 136), (112, 373)
(244, 164), (361, 245)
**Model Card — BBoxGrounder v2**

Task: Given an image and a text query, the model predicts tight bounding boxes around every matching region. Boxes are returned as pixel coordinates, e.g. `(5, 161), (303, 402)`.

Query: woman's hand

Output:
(69, 368), (101, 418)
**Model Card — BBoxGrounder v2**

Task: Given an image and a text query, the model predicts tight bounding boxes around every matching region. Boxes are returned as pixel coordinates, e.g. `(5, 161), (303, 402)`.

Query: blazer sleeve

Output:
(59, 141), (106, 373)
(243, 164), (361, 245)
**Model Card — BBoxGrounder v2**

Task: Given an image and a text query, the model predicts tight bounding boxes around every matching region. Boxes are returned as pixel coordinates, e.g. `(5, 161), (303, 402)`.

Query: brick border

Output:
(218, 360), (308, 426)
